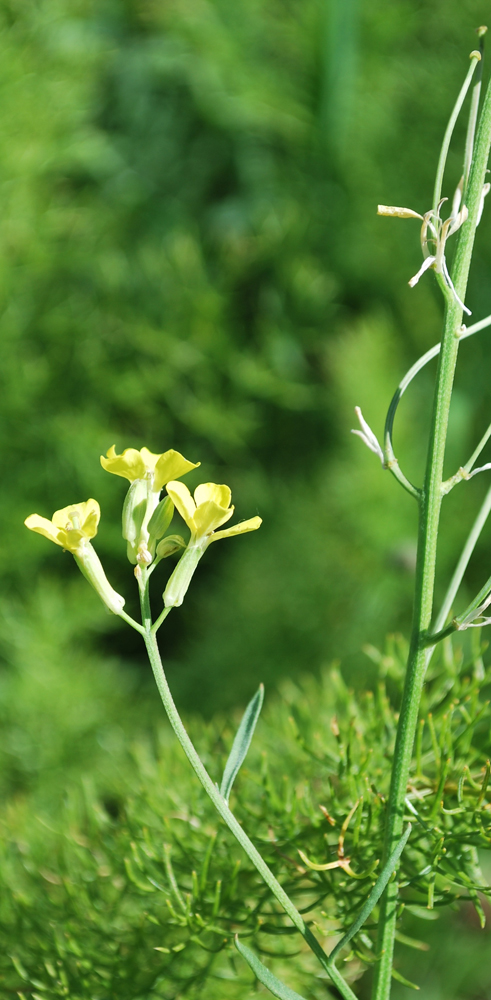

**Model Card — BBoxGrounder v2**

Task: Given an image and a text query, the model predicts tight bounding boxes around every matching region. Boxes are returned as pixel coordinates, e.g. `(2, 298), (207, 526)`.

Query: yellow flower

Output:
(101, 445), (199, 492)
(24, 500), (125, 615)
(163, 481), (261, 607)
(24, 500), (100, 555)
(166, 481), (261, 542)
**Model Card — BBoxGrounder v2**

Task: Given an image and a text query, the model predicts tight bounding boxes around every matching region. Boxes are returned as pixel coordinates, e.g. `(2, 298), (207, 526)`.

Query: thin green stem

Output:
(441, 419), (491, 494)
(464, 422), (491, 473)
(432, 52), (480, 219)
(118, 608), (145, 635)
(138, 583), (356, 1000)
(463, 33), (485, 194)
(422, 620), (457, 648)
(464, 76), (482, 193)
(152, 605), (173, 633)
(455, 568), (491, 628)
(383, 312), (491, 500)
(462, 311), (491, 337)
(138, 567), (152, 627)
(372, 65), (491, 1000)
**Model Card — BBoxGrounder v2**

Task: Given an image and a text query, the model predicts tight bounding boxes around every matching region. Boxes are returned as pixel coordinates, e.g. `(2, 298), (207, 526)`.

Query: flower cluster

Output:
(24, 445), (261, 621)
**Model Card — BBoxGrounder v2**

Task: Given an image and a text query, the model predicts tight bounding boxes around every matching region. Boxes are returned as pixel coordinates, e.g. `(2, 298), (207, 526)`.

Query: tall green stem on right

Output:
(371, 66), (491, 1000)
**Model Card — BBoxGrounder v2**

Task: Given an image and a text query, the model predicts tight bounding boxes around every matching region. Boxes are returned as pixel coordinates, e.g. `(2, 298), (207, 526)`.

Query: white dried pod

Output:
(377, 205), (424, 220)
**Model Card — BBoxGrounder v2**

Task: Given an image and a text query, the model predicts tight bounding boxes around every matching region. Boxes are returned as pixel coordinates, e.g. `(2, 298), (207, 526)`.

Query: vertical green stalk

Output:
(371, 69), (491, 1000)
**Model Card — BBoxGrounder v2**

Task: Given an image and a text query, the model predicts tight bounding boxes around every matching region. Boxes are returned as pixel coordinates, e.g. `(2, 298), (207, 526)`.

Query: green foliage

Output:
(0, 595), (490, 998)
(4, 3), (491, 996)
(1, 0), (490, 704)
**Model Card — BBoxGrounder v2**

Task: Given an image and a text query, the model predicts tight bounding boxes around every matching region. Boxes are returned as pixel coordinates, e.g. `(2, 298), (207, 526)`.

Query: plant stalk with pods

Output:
(355, 29), (491, 999)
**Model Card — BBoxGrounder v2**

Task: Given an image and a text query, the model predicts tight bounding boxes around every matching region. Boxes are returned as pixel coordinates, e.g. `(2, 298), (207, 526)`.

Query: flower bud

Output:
(122, 480), (148, 564)
(147, 496), (174, 546)
(136, 542), (153, 567)
(163, 540), (207, 607)
(156, 534), (185, 560)
(74, 541), (126, 615)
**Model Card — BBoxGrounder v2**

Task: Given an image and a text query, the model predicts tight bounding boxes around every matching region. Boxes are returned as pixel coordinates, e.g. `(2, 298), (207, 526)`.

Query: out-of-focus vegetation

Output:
(1, 600), (490, 999)
(3, 0), (490, 707)
(3, 0), (491, 996)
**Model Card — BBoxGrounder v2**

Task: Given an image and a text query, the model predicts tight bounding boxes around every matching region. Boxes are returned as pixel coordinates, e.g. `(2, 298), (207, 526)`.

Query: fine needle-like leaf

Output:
(234, 937), (308, 1000)
(220, 684), (264, 802)
(328, 825), (412, 967)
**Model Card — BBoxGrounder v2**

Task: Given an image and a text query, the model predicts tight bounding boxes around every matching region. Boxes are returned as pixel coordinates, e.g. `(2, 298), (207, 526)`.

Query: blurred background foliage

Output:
(2, 0), (491, 995)
(3, 0), (491, 704)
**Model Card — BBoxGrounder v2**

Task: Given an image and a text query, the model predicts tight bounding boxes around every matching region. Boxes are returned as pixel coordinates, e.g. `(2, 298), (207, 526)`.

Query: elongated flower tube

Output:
(101, 445), (199, 565)
(24, 501), (125, 615)
(163, 481), (262, 607)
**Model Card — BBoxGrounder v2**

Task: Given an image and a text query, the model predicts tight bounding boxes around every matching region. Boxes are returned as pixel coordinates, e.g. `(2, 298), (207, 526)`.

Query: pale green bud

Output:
(122, 480), (148, 564)
(147, 496), (174, 546)
(136, 542), (153, 566)
(156, 534), (185, 560)
(163, 539), (207, 607)
(74, 540), (125, 615)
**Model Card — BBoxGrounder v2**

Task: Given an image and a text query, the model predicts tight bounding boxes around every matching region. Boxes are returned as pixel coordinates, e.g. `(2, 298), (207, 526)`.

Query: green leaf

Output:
(220, 684), (264, 802)
(235, 937), (308, 1000)
(391, 968), (420, 990)
(394, 930), (430, 951)
(123, 858), (156, 892)
(11, 956), (29, 981)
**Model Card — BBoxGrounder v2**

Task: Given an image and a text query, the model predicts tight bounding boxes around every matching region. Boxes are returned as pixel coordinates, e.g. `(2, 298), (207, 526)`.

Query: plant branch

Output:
(372, 59), (491, 1000)
(118, 608), (145, 634)
(384, 314), (491, 499)
(433, 50), (481, 218)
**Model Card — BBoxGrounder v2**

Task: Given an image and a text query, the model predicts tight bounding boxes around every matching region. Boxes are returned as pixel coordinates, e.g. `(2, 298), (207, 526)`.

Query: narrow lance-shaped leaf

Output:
(235, 937), (308, 1000)
(220, 684), (264, 802)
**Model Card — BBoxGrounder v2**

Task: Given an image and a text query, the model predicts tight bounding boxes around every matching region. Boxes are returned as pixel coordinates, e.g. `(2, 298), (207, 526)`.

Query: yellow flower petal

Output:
(154, 450), (200, 492)
(25, 500), (101, 554)
(194, 483), (231, 509)
(24, 514), (65, 547)
(209, 516), (262, 542)
(166, 481), (197, 530)
(100, 445), (147, 482)
(194, 500), (234, 536)
(52, 499), (100, 538)
(139, 447), (161, 472)
(101, 444), (199, 491)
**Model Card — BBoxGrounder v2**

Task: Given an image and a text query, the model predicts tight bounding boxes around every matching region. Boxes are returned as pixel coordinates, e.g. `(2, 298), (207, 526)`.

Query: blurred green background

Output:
(5, 0), (491, 710)
(2, 0), (491, 996)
